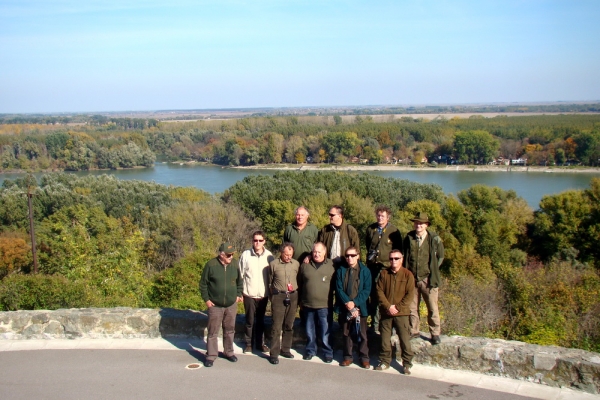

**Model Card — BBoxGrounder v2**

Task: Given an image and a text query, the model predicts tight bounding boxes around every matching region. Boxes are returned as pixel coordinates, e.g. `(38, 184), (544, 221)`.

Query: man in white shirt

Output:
(239, 230), (274, 353)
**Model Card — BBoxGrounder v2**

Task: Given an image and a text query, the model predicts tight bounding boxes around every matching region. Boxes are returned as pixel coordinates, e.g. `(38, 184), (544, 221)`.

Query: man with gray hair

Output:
(199, 242), (243, 367)
(298, 242), (335, 363)
(283, 206), (318, 262)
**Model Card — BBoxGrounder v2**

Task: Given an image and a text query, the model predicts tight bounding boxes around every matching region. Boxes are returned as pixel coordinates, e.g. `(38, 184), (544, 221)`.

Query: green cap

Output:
(218, 242), (235, 253)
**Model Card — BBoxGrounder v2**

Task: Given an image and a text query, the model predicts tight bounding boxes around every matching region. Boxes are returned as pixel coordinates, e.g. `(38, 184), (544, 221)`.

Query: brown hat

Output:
(218, 242), (235, 253)
(410, 212), (430, 224)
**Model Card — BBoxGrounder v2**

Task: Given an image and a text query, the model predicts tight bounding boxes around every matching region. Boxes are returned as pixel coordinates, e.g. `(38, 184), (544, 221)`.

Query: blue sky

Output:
(1, 0), (599, 113)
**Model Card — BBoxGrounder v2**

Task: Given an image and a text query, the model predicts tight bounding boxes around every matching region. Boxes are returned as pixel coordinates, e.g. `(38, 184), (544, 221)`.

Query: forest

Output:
(1, 113), (600, 171)
(0, 171), (599, 352)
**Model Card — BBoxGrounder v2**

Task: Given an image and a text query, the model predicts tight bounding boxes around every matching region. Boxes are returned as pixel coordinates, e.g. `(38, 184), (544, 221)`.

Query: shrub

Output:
(440, 275), (506, 337)
(0, 274), (90, 311)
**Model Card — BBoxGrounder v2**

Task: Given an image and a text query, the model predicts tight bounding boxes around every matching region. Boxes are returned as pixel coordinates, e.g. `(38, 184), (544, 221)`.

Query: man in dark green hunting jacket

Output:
(365, 204), (403, 333)
(199, 242), (243, 367)
(402, 212), (444, 345)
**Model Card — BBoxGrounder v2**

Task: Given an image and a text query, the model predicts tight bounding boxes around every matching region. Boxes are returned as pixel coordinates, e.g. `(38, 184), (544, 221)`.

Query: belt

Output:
(272, 289), (296, 295)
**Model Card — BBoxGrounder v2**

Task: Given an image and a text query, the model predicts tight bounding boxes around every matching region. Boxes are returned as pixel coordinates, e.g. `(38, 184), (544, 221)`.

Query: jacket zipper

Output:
(223, 264), (227, 306)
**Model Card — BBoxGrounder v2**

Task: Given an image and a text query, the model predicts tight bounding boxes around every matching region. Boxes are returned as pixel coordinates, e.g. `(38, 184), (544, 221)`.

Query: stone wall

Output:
(1, 308), (598, 394)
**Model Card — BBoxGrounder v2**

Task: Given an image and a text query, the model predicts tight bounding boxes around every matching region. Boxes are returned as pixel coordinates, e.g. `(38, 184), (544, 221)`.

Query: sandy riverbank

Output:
(230, 163), (600, 174)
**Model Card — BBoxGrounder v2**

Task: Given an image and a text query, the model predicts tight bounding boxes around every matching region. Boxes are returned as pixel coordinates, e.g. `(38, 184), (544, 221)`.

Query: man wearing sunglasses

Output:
(239, 231), (274, 354)
(318, 205), (360, 267)
(199, 242), (243, 367)
(375, 249), (415, 375)
(335, 246), (372, 369)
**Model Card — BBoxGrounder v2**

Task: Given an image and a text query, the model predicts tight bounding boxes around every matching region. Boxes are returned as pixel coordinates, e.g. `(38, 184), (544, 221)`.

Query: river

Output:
(2, 163), (600, 209)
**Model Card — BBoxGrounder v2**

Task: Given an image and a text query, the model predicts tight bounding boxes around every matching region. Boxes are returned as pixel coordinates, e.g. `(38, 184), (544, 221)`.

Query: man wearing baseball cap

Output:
(402, 212), (445, 345)
(199, 242), (243, 367)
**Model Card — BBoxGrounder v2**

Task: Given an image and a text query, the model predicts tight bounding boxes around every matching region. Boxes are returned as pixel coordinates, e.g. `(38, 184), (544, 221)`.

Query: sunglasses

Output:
(329, 213), (338, 217)
(345, 254), (358, 258)
(253, 239), (265, 242)
(389, 257), (402, 261)
(224, 253), (234, 258)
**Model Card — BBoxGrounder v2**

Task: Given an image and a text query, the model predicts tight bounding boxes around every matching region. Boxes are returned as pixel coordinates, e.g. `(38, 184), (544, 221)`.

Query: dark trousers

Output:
(341, 311), (369, 362)
(368, 264), (383, 330)
(243, 295), (268, 348)
(270, 291), (298, 358)
(206, 302), (237, 361)
(379, 314), (413, 367)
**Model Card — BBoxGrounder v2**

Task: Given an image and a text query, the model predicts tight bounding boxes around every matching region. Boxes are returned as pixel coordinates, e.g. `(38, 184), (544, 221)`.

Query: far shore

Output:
(2, 162), (600, 176)
(229, 163), (600, 174)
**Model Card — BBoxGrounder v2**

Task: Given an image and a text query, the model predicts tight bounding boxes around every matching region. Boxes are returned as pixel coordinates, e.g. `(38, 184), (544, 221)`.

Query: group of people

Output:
(199, 205), (444, 374)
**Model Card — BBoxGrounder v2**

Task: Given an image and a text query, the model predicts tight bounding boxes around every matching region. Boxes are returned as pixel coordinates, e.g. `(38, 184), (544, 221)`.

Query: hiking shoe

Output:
(375, 363), (389, 371)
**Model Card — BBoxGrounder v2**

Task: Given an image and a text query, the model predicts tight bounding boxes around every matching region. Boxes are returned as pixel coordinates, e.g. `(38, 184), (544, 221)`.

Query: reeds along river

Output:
(2, 163), (600, 209)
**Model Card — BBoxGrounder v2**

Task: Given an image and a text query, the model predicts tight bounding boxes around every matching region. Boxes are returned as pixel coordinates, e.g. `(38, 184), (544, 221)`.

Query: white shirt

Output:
(238, 247), (274, 298)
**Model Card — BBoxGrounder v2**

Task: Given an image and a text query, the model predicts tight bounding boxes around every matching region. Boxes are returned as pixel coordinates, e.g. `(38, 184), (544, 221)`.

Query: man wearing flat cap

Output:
(402, 212), (444, 345)
(199, 242), (243, 367)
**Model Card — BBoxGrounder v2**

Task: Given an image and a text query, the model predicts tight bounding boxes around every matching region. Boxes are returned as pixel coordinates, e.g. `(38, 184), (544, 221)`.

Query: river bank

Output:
(2, 162), (600, 176)
(230, 163), (600, 174)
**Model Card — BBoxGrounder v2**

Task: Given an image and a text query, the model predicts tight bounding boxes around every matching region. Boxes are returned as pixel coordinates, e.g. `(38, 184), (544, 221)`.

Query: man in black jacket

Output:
(318, 205), (359, 267)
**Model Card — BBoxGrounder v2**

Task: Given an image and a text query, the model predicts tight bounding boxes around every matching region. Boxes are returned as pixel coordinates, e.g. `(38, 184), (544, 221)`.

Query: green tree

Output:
(574, 131), (600, 166)
(321, 132), (360, 162)
(531, 190), (591, 261)
(454, 130), (499, 164)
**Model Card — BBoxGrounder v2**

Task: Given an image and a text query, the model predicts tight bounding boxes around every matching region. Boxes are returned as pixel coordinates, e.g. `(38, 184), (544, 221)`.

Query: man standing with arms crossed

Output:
(283, 206), (318, 262)
(376, 249), (415, 375)
(239, 230), (274, 354)
(365, 205), (402, 334)
(267, 242), (299, 365)
(199, 242), (243, 367)
(403, 212), (445, 345)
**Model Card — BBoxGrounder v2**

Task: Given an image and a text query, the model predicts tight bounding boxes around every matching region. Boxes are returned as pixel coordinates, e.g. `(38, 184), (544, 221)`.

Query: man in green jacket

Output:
(199, 242), (243, 367)
(283, 206), (318, 262)
(365, 204), (403, 333)
(402, 212), (445, 345)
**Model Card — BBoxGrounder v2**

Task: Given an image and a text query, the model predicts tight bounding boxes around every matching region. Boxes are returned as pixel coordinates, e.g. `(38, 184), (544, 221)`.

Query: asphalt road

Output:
(0, 349), (535, 400)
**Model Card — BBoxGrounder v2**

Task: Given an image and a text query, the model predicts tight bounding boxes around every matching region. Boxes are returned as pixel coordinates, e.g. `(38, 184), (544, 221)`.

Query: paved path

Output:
(0, 338), (596, 400)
